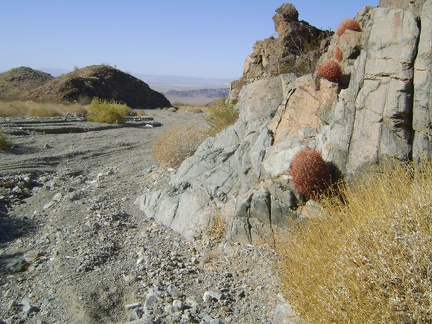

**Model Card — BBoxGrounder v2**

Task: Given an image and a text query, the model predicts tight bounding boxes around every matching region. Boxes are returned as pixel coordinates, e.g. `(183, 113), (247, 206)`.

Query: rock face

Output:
(0, 65), (171, 109)
(136, 2), (432, 243)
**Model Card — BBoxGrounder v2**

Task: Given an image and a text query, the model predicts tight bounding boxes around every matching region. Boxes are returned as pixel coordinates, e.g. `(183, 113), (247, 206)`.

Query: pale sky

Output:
(0, 1), (379, 79)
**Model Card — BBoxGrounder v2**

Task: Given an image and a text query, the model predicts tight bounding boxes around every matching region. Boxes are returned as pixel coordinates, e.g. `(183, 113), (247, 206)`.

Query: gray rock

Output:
(272, 303), (296, 324)
(136, 1), (432, 247)
(413, 0), (432, 162)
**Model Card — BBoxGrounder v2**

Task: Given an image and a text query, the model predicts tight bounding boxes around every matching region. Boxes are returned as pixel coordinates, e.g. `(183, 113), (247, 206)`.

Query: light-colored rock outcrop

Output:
(136, 2), (432, 243)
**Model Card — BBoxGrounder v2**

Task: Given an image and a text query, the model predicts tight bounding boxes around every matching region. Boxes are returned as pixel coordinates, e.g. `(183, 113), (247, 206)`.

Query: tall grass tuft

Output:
(277, 160), (432, 323)
(152, 123), (207, 168)
(86, 98), (132, 124)
(205, 98), (239, 136)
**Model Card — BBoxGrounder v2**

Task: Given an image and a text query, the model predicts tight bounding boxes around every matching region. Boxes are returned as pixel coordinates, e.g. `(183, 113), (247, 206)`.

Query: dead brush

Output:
(277, 160), (432, 323)
(152, 123), (207, 168)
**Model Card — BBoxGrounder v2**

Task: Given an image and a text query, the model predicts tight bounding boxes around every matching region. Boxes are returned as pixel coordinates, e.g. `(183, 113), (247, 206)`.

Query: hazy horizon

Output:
(1, 1), (378, 79)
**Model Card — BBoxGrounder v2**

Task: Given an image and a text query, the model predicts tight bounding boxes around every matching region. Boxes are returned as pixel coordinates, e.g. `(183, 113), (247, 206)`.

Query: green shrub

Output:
(290, 148), (331, 198)
(205, 98), (239, 136)
(0, 128), (12, 151)
(316, 59), (343, 83)
(86, 98), (132, 124)
(152, 123), (206, 168)
(336, 18), (362, 37)
(278, 161), (432, 323)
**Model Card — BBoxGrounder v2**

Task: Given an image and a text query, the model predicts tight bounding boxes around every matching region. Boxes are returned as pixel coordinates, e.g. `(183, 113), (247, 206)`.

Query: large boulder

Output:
(136, 2), (432, 243)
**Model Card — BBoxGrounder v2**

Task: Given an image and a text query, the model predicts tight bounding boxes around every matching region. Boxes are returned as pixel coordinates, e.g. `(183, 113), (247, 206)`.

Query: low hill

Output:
(0, 65), (172, 109)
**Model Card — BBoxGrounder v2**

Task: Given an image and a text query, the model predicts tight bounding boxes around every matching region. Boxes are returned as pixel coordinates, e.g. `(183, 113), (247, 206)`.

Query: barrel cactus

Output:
(336, 18), (361, 37)
(290, 148), (331, 199)
(316, 60), (343, 83)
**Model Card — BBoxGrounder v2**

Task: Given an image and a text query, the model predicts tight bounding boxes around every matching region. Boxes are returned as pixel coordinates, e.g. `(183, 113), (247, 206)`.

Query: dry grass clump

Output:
(205, 98), (239, 136)
(152, 123), (207, 168)
(0, 101), (87, 117)
(0, 128), (12, 151)
(86, 98), (132, 124)
(277, 160), (432, 323)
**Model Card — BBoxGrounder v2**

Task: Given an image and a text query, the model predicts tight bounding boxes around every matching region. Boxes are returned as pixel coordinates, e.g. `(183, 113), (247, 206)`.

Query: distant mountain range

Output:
(38, 67), (235, 92)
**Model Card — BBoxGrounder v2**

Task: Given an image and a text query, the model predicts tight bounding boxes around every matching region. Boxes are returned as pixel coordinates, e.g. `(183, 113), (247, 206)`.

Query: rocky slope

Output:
(0, 111), (293, 323)
(137, 1), (432, 244)
(0, 65), (171, 109)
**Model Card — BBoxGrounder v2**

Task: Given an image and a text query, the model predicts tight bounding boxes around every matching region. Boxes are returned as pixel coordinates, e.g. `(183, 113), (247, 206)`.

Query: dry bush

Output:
(86, 98), (132, 124)
(0, 128), (12, 151)
(205, 98), (239, 136)
(336, 18), (362, 37)
(316, 60), (343, 83)
(277, 160), (432, 323)
(152, 123), (207, 168)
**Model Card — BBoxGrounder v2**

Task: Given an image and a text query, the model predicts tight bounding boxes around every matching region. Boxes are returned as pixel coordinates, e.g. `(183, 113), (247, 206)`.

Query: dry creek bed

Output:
(0, 111), (294, 324)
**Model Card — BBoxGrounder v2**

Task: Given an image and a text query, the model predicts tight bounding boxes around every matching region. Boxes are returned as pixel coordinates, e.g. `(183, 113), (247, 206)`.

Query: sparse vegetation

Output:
(290, 148), (331, 199)
(0, 128), (12, 151)
(0, 101), (87, 117)
(205, 98), (239, 136)
(86, 98), (132, 124)
(152, 123), (207, 168)
(336, 18), (362, 37)
(316, 59), (343, 83)
(278, 160), (432, 323)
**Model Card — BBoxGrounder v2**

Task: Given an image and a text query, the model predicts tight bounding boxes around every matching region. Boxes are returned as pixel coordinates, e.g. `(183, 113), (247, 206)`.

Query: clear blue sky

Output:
(0, 1), (378, 79)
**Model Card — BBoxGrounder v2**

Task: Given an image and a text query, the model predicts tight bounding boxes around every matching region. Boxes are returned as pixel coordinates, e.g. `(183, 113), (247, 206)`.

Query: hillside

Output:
(0, 65), (171, 109)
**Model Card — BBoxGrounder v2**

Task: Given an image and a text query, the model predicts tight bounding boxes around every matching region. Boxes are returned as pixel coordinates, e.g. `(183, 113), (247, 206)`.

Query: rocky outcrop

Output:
(136, 2), (432, 243)
(0, 65), (171, 109)
(228, 3), (331, 105)
(241, 4), (332, 80)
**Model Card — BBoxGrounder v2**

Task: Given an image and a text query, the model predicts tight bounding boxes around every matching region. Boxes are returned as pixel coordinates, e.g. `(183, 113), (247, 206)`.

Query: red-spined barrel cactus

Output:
(316, 60), (343, 83)
(290, 148), (331, 198)
(336, 18), (361, 37)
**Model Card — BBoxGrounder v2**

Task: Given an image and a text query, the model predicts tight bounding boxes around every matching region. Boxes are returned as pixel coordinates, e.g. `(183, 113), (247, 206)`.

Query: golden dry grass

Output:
(152, 123), (207, 168)
(277, 160), (432, 323)
(0, 100), (87, 117)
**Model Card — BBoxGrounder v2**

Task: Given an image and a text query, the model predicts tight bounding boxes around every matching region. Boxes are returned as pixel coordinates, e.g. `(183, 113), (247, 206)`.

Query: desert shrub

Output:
(278, 160), (432, 323)
(205, 98), (239, 136)
(86, 98), (132, 124)
(334, 45), (343, 62)
(316, 60), (343, 83)
(336, 18), (362, 37)
(290, 148), (331, 198)
(152, 123), (206, 168)
(0, 128), (12, 151)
